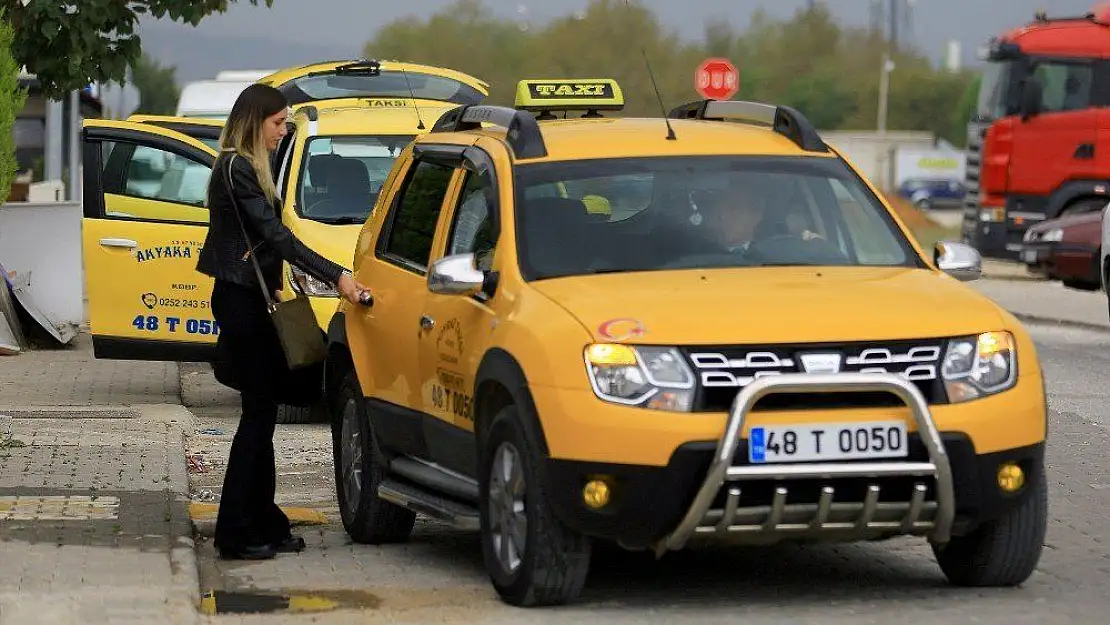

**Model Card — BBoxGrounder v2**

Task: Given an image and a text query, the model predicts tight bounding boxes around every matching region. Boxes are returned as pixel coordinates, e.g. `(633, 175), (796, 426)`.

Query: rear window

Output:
(279, 70), (486, 106)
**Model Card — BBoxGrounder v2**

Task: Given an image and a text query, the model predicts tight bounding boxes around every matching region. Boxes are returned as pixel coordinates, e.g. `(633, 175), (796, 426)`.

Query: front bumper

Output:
(543, 373), (1045, 552)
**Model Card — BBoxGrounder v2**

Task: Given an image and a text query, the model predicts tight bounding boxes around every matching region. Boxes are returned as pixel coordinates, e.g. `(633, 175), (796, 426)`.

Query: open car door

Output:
(127, 114), (224, 150)
(81, 119), (218, 362)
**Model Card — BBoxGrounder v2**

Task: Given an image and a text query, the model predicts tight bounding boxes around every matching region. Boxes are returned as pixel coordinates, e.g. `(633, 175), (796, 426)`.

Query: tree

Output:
(0, 8), (26, 205)
(1, 0), (274, 99)
(131, 53), (180, 115)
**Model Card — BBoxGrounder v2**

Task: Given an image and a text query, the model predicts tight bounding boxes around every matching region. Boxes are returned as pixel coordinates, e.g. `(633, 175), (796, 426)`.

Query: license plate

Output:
(1021, 249), (1038, 263)
(748, 421), (908, 464)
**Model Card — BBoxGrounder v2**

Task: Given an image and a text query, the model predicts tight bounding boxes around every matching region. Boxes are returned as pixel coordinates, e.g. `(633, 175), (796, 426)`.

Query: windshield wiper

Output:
(315, 217), (364, 225)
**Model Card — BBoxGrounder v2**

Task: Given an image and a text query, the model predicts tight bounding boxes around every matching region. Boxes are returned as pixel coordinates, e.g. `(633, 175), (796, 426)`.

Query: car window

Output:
(382, 159), (454, 270)
(1032, 61), (1093, 113)
(101, 140), (211, 224)
(513, 155), (920, 281)
(446, 171), (497, 270)
(297, 135), (413, 225)
(280, 70), (486, 106)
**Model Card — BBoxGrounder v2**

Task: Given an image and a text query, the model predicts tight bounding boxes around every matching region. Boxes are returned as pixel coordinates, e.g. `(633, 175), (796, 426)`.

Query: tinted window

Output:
(280, 70), (486, 106)
(383, 159), (454, 269)
(513, 156), (919, 281)
(447, 171), (497, 270)
(1032, 61), (1093, 113)
(298, 135), (414, 224)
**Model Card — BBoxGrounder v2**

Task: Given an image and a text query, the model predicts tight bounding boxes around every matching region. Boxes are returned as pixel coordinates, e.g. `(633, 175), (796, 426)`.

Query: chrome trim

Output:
(935, 240), (982, 282)
(428, 252), (485, 296)
(654, 372), (955, 555)
(689, 342), (944, 388)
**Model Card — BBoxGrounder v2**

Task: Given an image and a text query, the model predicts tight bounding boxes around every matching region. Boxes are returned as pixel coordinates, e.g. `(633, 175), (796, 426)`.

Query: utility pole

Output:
(889, 0), (899, 54)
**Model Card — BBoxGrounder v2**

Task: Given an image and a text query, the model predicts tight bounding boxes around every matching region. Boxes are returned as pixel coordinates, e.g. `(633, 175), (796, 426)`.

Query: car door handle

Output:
(99, 238), (137, 249)
(420, 314), (435, 331)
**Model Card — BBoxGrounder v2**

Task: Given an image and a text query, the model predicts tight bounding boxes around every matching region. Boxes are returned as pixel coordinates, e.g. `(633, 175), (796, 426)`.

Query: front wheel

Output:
(479, 405), (592, 607)
(932, 463), (1048, 586)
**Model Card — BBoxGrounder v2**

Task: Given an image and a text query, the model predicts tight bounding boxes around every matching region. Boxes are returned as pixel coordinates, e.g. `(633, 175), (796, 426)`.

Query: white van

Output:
(174, 69), (277, 120)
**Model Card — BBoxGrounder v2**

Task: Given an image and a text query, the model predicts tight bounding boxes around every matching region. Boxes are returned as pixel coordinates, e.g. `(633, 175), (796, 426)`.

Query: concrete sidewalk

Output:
(0, 334), (199, 625)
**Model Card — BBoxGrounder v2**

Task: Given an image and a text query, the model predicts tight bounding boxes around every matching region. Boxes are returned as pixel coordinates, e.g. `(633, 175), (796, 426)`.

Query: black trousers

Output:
(210, 279), (292, 551)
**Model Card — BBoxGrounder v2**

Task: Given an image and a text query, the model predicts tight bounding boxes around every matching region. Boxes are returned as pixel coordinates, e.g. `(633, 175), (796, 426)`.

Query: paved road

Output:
(184, 322), (1110, 625)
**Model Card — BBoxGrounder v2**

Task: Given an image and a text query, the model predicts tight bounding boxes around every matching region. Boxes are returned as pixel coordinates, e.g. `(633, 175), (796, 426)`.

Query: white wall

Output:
(820, 131), (937, 191)
(0, 201), (85, 331)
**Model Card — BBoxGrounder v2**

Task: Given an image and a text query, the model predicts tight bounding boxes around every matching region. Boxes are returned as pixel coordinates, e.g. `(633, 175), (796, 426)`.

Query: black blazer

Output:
(196, 152), (345, 295)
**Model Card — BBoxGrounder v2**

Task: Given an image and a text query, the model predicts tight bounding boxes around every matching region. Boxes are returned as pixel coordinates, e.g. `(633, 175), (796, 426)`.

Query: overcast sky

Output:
(136, 0), (1097, 83)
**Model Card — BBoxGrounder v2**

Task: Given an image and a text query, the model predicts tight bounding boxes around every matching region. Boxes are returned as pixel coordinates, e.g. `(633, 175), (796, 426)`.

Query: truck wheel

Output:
(331, 370), (415, 544)
(932, 464), (1047, 587)
(479, 404), (592, 607)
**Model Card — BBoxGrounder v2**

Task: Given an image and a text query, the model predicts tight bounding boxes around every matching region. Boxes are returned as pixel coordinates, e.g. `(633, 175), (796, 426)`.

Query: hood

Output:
(1029, 210), (1102, 233)
(288, 217), (364, 270)
(529, 266), (1007, 346)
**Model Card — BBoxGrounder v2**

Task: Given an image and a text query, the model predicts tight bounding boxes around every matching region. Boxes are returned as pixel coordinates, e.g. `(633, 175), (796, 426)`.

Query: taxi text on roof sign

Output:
(514, 79), (624, 112)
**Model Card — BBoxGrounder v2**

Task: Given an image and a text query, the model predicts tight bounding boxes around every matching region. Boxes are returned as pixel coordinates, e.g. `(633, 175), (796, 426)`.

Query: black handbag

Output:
(221, 154), (328, 371)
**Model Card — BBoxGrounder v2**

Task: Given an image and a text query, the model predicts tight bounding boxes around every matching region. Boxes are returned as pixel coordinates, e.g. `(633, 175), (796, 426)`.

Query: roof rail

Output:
(668, 99), (828, 153)
(431, 105), (547, 159)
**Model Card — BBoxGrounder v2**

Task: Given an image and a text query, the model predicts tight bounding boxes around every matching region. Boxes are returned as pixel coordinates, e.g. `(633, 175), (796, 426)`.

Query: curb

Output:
(167, 420), (203, 624)
(1011, 312), (1110, 334)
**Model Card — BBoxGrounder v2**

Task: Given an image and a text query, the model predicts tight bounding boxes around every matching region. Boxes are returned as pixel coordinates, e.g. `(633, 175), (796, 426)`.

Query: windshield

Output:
(297, 135), (414, 224)
(976, 60), (1014, 121)
(279, 70), (486, 106)
(513, 156), (921, 281)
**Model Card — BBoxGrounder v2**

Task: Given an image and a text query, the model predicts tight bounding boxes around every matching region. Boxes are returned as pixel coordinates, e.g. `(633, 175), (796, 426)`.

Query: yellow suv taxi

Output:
(79, 59), (487, 422)
(324, 79), (1048, 606)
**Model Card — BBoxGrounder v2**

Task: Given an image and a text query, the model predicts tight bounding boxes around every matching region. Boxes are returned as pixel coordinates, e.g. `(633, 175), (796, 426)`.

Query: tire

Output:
(331, 370), (415, 544)
(479, 405), (592, 607)
(277, 401), (328, 424)
(932, 463), (1048, 587)
(1062, 279), (1100, 292)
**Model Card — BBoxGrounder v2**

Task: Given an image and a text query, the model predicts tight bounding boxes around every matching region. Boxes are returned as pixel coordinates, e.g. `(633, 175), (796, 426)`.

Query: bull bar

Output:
(654, 372), (956, 556)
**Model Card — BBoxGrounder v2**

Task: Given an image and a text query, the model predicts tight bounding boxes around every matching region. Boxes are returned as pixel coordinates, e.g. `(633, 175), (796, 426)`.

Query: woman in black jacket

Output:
(196, 84), (369, 560)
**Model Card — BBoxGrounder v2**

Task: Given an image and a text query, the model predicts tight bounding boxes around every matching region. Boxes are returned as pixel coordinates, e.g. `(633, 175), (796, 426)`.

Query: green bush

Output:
(0, 9), (27, 205)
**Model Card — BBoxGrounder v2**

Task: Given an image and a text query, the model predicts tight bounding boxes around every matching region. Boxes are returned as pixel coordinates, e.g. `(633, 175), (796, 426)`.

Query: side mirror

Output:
(1020, 79), (1043, 121)
(428, 252), (485, 296)
(934, 240), (982, 282)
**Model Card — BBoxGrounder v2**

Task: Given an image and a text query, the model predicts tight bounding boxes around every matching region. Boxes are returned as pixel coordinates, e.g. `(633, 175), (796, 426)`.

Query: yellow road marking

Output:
(187, 502), (327, 525)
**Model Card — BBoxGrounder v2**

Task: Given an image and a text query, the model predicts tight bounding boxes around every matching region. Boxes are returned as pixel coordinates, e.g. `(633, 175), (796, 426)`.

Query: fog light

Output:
(997, 463), (1025, 493)
(582, 479), (611, 509)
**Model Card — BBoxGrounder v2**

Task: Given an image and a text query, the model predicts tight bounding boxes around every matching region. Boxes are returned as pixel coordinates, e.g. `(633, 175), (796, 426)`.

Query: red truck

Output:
(963, 4), (1110, 260)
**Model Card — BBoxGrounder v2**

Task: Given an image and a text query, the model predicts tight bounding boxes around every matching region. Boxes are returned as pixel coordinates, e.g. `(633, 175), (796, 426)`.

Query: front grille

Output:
(683, 339), (950, 412)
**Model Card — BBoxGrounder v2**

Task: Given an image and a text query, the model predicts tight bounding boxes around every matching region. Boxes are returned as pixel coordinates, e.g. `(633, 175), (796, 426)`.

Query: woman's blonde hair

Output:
(218, 83), (288, 204)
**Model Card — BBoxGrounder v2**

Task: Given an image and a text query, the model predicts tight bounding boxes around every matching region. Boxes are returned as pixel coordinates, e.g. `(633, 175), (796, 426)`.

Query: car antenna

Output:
(623, 0), (676, 140)
(401, 68), (426, 130)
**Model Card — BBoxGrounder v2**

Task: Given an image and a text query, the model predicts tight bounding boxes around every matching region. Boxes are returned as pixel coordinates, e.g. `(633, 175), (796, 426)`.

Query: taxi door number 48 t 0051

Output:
(748, 420), (908, 464)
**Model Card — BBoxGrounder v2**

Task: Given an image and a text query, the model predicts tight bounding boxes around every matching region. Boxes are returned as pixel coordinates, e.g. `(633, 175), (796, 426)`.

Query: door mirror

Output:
(934, 240), (982, 281)
(1020, 78), (1043, 121)
(428, 252), (486, 296)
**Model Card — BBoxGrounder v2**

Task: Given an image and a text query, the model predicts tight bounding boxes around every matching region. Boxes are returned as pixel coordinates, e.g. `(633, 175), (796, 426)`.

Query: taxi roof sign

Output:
(514, 79), (624, 117)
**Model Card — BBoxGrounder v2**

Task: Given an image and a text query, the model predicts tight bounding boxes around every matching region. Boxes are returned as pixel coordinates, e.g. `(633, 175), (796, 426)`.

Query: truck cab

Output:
(963, 7), (1110, 260)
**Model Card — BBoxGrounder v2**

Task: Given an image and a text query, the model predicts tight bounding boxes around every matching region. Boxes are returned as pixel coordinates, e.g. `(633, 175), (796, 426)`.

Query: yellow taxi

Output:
(79, 59), (487, 421)
(324, 79), (1049, 606)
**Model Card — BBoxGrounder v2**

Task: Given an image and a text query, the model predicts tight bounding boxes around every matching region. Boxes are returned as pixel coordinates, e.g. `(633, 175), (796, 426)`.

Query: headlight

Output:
(1040, 228), (1062, 242)
(289, 266), (338, 297)
(941, 331), (1017, 402)
(584, 344), (695, 412)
